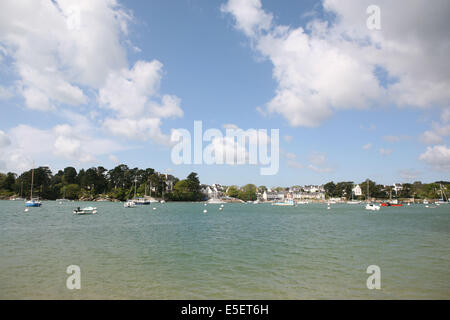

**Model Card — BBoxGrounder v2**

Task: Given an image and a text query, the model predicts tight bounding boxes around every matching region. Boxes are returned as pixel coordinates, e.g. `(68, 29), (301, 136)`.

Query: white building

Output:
(352, 185), (362, 196)
(393, 183), (403, 194)
(262, 191), (284, 201)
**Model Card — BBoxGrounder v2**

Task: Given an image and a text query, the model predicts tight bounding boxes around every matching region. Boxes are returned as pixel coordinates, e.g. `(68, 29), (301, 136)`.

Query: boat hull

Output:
(25, 201), (41, 207)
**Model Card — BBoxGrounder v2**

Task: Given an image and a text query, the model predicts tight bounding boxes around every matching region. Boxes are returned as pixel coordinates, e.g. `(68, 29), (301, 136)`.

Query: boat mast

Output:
(30, 166), (34, 200)
(149, 180), (152, 198)
(134, 178), (137, 199)
(366, 179), (370, 202)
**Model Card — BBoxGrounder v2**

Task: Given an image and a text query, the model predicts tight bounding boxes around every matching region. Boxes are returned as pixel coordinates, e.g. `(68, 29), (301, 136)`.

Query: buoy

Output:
(204, 203), (207, 206)
(203, 209), (207, 213)
(220, 204), (224, 208)
(24, 208), (29, 212)
(327, 206), (331, 210)
(153, 207), (156, 210)
(219, 207), (223, 211)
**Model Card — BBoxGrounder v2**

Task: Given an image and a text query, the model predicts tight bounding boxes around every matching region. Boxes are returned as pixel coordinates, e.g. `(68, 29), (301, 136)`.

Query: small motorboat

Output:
(272, 199), (295, 206)
(365, 203), (380, 211)
(381, 203), (403, 207)
(25, 199), (42, 207)
(73, 206), (97, 215)
(124, 200), (136, 208)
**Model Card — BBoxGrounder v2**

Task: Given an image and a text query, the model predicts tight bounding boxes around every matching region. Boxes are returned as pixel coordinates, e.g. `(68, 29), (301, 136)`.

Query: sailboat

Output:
(347, 188), (361, 204)
(364, 180), (380, 211)
(381, 188), (403, 207)
(25, 166), (42, 207)
(436, 184), (449, 204)
(56, 186), (69, 202)
(130, 178), (150, 205)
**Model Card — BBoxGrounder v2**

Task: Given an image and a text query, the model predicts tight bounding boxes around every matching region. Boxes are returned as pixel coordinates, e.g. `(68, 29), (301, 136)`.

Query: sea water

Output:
(0, 201), (449, 299)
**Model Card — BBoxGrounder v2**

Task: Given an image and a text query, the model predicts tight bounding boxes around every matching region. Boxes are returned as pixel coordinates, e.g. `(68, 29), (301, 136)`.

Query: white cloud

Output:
(441, 108), (450, 123)
(109, 154), (119, 164)
(99, 60), (183, 143)
(285, 152), (296, 160)
(0, 130), (11, 148)
(307, 151), (333, 173)
(98, 60), (164, 117)
(0, 1), (184, 149)
(220, 0), (273, 37)
(0, 0), (130, 110)
(283, 135), (293, 143)
(287, 160), (303, 169)
(222, 124), (239, 130)
(362, 143), (372, 150)
(419, 145), (450, 172)
(103, 117), (171, 145)
(379, 148), (392, 156)
(308, 164), (333, 173)
(0, 118), (124, 173)
(0, 86), (13, 100)
(419, 130), (443, 145)
(398, 169), (421, 181)
(419, 123), (450, 145)
(383, 135), (410, 143)
(222, 0), (450, 127)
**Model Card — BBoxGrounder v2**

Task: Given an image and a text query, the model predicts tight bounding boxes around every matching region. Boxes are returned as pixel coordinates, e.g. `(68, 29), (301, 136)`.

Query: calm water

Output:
(0, 200), (449, 299)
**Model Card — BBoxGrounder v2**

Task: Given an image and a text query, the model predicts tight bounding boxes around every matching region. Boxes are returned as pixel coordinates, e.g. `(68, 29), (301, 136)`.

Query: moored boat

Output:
(73, 206), (97, 215)
(272, 199), (295, 206)
(26, 199), (42, 207)
(365, 203), (380, 211)
(26, 165), (41, 207)
(124, 200), (136, 208)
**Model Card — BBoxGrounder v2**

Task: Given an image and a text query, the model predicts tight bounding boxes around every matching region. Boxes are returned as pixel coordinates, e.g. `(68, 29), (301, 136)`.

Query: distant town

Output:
(0, 164), (448, 204)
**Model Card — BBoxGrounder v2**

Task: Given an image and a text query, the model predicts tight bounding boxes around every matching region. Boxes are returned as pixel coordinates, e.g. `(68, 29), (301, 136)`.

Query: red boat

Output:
(381, 203), (403, 207)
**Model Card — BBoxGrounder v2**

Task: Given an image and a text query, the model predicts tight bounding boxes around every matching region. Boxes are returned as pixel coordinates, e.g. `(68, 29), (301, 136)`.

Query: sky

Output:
(0, 0), (449, 187)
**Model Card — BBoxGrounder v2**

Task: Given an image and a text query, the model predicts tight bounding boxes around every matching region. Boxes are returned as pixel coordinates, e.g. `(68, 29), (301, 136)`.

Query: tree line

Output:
(0, 165), (204, 202)
(323, 180), (449, 200)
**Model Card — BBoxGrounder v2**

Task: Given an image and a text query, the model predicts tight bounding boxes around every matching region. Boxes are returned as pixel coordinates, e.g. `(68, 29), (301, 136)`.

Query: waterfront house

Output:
(352, 185), (362, 196)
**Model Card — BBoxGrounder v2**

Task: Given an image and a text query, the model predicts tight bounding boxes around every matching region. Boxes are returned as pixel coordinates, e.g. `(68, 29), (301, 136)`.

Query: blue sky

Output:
(0, 0), (449, 187)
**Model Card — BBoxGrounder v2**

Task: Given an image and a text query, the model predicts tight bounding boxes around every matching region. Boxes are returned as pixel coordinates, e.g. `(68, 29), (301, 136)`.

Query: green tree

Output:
(227, 185), (240, 198)
(63, 167), (77, 185)
(64, 184), (81, 200)
(323, 181), (336, 198)
(238, 184), (257, 201)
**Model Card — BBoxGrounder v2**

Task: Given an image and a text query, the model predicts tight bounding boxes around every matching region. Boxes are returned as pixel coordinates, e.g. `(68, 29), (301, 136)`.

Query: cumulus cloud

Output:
(0, 119), (124, 172)
(419, 123), (450, 145)
(99, 60), (183, 144)
(0, 0), (129, 109)
(222, 0), (450, 127)
(0, 0), (184, 157)
(0, 130), (11, 148)
(308, 151), (333, 173)
(419, 145), (450, 172)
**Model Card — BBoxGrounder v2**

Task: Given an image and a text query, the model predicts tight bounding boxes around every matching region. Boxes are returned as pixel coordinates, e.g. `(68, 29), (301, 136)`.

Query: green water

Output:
(0, 200), (449, 299)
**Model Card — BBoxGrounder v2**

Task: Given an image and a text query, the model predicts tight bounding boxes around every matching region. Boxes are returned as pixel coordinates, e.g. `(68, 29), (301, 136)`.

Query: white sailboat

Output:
(347, 187), (361, 204)
(364, 179), (379, 211)
(436, 184), (448, 204)
(25, 165), (41, 207)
